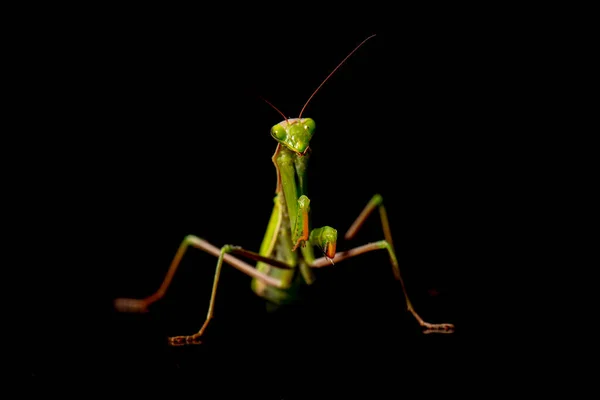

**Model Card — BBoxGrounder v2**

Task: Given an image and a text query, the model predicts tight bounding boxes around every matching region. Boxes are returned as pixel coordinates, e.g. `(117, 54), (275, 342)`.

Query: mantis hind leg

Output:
(311, 194), (455, 334)
(114, 235), (293, 346)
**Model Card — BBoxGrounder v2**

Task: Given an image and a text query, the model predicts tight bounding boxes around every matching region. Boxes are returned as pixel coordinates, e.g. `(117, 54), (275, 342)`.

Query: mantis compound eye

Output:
(271, 124), (287, 141)
(302, 118), (315, 137)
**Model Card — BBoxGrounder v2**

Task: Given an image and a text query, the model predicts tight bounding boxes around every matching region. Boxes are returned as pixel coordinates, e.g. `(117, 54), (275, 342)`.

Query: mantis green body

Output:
(114, 35), (454, 346)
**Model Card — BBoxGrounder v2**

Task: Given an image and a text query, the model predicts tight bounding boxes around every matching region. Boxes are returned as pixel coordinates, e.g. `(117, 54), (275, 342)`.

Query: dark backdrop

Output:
(20, 12), (518, 397)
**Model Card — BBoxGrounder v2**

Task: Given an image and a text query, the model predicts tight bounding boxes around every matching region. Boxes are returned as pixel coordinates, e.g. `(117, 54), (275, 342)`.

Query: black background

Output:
(17, 7), (539, 397)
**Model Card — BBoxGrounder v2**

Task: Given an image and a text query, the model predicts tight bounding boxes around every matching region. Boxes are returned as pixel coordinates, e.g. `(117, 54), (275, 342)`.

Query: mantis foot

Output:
(421, 322), (455, 335)
(168, 335), (204, 346)
(114, 298), (149, 313)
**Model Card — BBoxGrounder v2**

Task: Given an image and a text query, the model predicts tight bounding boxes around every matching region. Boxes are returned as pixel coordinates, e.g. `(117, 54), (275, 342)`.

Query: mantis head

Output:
(270, 118), (316, 155)
(264, 35), (376, 156)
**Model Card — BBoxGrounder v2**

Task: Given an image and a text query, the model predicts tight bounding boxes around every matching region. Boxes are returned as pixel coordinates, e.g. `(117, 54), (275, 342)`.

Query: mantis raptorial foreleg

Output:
(310, 194), (455, 334)
(292, 195), (310, 250)
(114, 235), (295, 345)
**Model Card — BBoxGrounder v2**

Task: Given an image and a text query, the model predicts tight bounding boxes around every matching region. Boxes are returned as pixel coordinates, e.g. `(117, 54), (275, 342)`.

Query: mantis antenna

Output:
(259, 96), (288, 125)
(298, 34), (377, 119)
(260, 34), (377, 122)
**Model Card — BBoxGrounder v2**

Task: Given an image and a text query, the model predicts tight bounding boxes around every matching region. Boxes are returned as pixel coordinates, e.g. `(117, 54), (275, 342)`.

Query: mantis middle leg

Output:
(114, 235), (293, 346)
(311, 194), (455, 334)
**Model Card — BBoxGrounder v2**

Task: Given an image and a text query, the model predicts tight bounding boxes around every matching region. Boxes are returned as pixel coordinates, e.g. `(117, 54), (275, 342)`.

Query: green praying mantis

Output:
(114, 34), (455, 346)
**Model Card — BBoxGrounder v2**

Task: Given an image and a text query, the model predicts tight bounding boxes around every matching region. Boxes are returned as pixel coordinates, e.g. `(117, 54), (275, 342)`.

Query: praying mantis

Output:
(113, 34), (455, 347)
